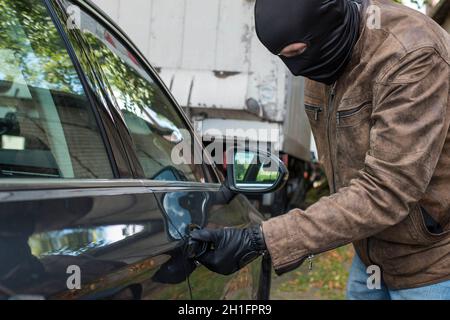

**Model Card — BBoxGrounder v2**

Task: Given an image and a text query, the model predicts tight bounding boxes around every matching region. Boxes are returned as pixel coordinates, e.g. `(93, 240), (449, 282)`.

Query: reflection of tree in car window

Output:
(75, 8), (204, 182)
(0, 0), (113, 179)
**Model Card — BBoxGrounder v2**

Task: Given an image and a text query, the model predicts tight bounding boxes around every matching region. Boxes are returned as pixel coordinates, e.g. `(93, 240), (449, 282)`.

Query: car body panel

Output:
(0, 185), (190, 299)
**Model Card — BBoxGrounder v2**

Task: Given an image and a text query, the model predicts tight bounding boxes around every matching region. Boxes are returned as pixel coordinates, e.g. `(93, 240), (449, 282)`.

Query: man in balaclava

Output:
(192, 0), (450, 299)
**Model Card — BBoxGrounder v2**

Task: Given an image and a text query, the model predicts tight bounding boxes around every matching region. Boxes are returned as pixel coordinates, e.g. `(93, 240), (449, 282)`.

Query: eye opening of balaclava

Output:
(255, 0), (361, 85)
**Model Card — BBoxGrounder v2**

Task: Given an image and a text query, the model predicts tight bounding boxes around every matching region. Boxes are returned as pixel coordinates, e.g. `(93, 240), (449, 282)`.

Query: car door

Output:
(53, 0), (271, 300)
(0, 0), (192, 300)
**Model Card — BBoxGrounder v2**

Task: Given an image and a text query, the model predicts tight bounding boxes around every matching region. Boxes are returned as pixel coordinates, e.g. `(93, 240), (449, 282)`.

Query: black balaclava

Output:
(255, 0), (361, 85)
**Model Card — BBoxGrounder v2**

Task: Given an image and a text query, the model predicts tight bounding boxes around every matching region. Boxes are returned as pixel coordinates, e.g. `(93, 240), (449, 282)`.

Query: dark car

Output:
(0, 0), (288, 300)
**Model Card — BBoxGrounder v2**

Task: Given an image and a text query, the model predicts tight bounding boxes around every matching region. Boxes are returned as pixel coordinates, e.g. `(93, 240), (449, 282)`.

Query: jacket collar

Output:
(340, 0), (370, 79)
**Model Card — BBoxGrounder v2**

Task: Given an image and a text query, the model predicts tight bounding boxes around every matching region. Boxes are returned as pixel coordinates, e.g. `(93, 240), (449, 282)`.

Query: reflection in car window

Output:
(64, 3), (205, 182)
(0, 0), (113, 179)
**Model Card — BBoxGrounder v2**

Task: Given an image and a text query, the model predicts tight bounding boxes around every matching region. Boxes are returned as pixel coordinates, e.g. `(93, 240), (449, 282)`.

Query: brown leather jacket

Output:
(262, 0), (450, 289)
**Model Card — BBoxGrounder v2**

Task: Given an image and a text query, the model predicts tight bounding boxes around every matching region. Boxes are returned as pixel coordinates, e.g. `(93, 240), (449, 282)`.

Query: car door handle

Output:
(186, 224), (208, 259)
(187, 238), (209, 259)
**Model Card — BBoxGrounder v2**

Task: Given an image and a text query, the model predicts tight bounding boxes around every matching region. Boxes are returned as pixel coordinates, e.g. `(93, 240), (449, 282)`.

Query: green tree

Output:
(0, 0), (82, 94)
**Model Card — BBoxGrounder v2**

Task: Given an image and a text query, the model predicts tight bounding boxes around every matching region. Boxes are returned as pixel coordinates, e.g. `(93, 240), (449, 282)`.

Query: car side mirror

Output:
(226, 148), (288, 194)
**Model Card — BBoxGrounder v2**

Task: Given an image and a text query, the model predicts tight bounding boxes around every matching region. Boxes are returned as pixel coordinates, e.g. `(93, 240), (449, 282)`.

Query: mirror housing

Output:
(225, 147), (288, 194)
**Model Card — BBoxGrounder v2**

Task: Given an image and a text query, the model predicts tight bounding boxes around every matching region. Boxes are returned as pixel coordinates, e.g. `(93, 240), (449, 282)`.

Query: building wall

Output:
(91, 0), (289, 122)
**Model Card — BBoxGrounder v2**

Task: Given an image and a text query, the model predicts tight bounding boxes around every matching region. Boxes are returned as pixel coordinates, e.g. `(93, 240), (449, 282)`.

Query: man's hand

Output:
(190, 225), (267, 275)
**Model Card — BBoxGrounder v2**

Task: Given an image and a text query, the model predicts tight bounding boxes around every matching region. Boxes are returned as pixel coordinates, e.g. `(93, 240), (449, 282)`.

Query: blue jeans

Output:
(346, 254), (450, 300)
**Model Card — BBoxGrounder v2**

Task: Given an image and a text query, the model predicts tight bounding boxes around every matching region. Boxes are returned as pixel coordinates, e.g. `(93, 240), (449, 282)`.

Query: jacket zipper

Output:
(303, 83), (336, 271)
(327, 82), (337, 193)
(308, 254), (315, 271)
(305, 105), (323, 121)
(306, 87), (374, 271)
(306, 239), (374, 272)
(336, 103), (368, 125)
(277, 240), (348, 273)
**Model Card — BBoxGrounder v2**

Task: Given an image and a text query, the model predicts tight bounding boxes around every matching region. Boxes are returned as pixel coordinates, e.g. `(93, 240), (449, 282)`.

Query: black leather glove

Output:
(190, 225), (267, 275)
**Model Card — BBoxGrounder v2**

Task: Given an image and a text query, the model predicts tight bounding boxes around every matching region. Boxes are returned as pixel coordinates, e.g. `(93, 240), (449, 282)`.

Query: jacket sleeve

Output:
(262, 47), (450, 274)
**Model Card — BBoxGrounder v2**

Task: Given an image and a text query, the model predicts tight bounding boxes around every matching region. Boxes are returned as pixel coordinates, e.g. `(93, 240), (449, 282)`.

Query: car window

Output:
(62, 2), (206, 183)
(0, 0), (113, 179)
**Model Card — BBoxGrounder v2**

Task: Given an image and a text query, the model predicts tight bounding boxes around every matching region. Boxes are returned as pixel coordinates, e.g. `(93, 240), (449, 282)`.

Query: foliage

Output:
(272, 245), (354, 300)
(0, 0), (82, 94)
(395, 0), (428, 9)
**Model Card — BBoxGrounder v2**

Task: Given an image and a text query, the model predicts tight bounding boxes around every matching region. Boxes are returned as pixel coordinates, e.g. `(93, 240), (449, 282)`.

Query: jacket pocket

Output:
(373, 204), (450, 246)
(411, 205), (450, 244)
(305, 104), (323, 121)
(336, 102), (371, 127)
(370, 204), (450, 276)
(335, 102), (372, 187)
